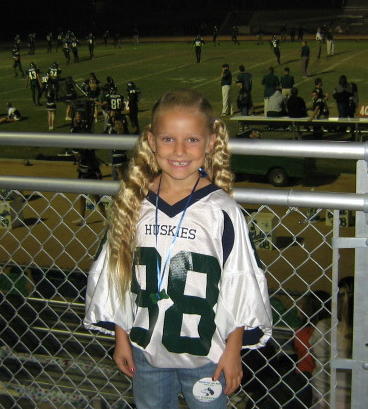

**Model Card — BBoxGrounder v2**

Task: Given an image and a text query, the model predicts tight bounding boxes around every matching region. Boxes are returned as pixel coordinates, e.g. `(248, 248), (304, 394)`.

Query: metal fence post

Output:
(352, 160), (368, 409)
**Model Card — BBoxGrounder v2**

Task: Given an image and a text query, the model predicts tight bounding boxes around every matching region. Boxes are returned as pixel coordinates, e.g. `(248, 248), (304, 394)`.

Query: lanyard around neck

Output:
(152, 174), (201, 302)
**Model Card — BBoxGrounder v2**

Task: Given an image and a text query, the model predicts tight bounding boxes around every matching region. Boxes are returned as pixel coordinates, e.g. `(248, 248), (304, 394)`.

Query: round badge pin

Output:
(192, 377), (222, 402)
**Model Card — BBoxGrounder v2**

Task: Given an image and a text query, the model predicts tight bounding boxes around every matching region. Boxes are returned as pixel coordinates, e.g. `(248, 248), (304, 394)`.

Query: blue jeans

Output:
(132, 347), (227, 409)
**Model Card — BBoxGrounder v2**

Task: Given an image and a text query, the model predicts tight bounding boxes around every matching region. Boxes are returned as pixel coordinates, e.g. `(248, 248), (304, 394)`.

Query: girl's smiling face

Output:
(148, 107), (215, 188)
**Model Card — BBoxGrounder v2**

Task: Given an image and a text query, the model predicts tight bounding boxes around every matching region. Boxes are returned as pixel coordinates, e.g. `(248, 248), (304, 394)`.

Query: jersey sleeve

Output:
(83, 242), (135, 335)
(215, 204), (272, 349)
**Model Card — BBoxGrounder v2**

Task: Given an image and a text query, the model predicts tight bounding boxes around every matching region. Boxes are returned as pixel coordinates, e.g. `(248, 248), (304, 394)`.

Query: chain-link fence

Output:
(1, 135), (367, 409)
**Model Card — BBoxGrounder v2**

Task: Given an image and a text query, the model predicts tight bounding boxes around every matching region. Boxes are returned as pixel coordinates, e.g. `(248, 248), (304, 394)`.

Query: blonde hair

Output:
(108, 89), (233, 299)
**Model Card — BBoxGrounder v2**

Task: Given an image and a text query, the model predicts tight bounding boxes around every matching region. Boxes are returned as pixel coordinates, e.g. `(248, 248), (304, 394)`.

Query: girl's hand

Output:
(113, 326), (136, 377)
(212, 327), (244, 395)
(212, 348), (243, 395)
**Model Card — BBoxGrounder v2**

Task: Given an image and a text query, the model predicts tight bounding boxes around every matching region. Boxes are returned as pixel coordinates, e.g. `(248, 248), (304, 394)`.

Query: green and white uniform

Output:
(84, 185), (272, 368)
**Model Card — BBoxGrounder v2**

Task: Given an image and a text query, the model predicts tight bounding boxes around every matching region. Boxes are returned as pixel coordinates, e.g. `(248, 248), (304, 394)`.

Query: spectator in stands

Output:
(301, 41), (310, 77)
(262, 67), (280, 115)
(287, 87), (307, 117)
(236, 65), (252, 113)
(332, 75), (354, 118)
(326, 29), (335, 56)
(266, 88), (286, 117)
(310, 277), (353, 409)
(0, 102), (22, 124)
(220, 63), (232, 116)
(280, 67), (294, 99)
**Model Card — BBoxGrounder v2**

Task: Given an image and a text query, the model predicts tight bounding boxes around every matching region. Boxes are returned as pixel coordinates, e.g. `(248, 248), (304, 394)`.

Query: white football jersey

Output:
(84, 185), (272, 368)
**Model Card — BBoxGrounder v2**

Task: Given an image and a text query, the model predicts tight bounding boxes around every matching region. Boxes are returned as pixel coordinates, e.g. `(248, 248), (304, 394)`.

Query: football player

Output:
(87, 33), (95, 59)
(63, 40), (71, 65)
(193, 35), (205, 63)
(26, 62), (41, 105)
(270, 35), (281, 65)
(56, 32), (64, 52)
(46, 32), (53, 53)
(103, 30), (109, 46)
(12, 47), (25, 78)
(71, 38), (79, 63)
(48, 62), (61, 99)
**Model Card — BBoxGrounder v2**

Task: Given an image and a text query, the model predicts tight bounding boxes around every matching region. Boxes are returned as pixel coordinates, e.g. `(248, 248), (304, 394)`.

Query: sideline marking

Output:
(294, 49), (367, 87)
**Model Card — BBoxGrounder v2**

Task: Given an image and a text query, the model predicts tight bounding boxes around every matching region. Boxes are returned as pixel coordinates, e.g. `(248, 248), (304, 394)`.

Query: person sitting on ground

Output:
(0, 103), (22, 124)
(287, 87), (307, 118)
(266, 88), (286, 117)
(310, 87), (329, 121)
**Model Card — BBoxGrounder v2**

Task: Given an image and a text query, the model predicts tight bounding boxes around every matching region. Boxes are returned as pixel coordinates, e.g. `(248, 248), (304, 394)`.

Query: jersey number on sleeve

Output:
(130, 247), (221, 356)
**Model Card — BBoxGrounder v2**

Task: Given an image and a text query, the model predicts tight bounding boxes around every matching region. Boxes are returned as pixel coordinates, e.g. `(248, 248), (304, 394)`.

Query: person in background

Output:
(221, 63), (232, 116)
(310, 78), (329, 120)
(193, 35), (205, 63)
(270, 35), (281, 65)
(326, 30), (335, 56)
(332, 75), (354, 118)
(287, 87), (307, 118)
(349, 82), (359, 117)
(126, 81), (141, 134)
(213, 25), (219, 45)
(236, 65), (252, 114)
(46, 32), (53, 53)
(109, 116), (129, 181)
(310, 277), (354, 409)
(71, 38), (80, 63)
(56, 32), (63, 52)
(46, 86), (57, 131)
(26, 62), (41, 106)
(87, 33), (95, 59)
(0, 103), (22, 124)
(285, 291), (331, 409)
(232, 25), (240, 45)
(63, 40), (71, 65)
(12, 46), (25, 78)
(72, 147), (107, 226)
(103, 30), (109, 46)
(316, 27), (323, 59)
(266, 88), (286, 117)
(301, 41), (310, 77)
(280, 67), (295, 99)
(262, 66), (280, 115)
(64, 77), (77, 121)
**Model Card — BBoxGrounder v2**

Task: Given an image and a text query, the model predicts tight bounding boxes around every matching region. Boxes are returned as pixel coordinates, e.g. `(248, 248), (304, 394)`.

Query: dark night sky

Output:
(1, 0), (345, 38)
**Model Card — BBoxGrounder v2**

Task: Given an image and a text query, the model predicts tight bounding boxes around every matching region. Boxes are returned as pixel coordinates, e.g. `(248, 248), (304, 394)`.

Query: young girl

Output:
(84, 89), (272, 409)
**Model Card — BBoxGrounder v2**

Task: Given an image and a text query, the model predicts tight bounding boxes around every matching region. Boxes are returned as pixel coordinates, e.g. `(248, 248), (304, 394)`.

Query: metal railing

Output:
(1, 132), (367, 409)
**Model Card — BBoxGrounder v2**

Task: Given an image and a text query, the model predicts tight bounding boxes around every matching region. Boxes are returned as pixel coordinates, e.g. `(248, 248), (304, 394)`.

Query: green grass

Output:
(0, 39), (366, 170)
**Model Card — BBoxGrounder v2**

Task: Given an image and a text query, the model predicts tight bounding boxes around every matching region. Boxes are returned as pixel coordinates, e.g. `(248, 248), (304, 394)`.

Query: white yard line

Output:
(294, 49), (368, 87)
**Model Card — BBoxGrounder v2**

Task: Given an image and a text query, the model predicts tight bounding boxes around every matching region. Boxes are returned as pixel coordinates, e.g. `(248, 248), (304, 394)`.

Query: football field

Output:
(0, 38), (368, 159)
